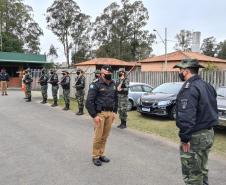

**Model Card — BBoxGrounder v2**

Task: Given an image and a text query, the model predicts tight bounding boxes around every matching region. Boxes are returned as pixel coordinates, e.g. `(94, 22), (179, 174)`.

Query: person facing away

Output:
(48, 69), (59, 107)
(174, 59), (218, 185)
(74, 68), (86, 115)
(116, 68), (130, 129)
(59, 71), (70, 111)
(23, 68), (33, 102)
(0, 68), (9, 96)
(86, 65), (118, 167)
(38, 68), (49, 104)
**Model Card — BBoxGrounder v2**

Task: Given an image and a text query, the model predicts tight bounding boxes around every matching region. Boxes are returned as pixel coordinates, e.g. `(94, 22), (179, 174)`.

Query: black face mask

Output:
(76, 72), (80, 75)
(104, 74), (112, 80)
(119, 73), (123, 77)
(50, 72), (54, 74)
(178, 72), (185, 81)
(95, 74), (100, 78)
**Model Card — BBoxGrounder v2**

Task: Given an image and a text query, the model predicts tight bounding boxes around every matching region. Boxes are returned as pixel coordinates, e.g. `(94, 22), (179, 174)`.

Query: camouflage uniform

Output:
(116, 68), (129, 129)
(48, 70), (59, 107)
(39, 69), (48, 104)
(74, 69), (85, 115)
(60, 71), (70, 110)
(23, 69), (33, 102)
(174, 59), (218, 185)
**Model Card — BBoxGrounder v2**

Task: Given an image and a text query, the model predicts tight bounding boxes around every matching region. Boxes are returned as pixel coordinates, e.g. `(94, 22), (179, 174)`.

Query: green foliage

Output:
(216, 40), (226, 59)
(0, 0), (43, 53)
(174, 30), (192, 51)
(203, 62), (218, 71)
(92, 0), (155, 61)
(48, 44), (58, 58)
(201, 37), (217, 57)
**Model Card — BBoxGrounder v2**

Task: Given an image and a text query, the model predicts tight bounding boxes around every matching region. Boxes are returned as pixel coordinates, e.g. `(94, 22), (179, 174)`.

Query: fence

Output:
(31, 69), (226, 97)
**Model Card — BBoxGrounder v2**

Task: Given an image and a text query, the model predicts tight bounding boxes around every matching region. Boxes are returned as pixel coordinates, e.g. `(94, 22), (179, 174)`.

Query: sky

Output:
(24, 0), (226, 63)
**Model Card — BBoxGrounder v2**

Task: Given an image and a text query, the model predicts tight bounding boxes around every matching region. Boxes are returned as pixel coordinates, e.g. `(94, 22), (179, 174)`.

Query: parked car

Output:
(127, 82), (153, 111)
(137, 82), (184, 119)
(217, 86), (226, 127)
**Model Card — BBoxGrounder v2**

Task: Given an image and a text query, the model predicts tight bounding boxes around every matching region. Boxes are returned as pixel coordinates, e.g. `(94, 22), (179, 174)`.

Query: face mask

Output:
(104, 74), (112, 80)
(50, 72), (54, 74)
(119, 73), (123, 77)
(178, 72), (185, 81)
(76, 72), (80, 75)
(95, 74), (100, 78)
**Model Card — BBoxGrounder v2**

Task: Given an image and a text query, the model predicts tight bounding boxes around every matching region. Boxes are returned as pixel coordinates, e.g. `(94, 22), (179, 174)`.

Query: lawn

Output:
(49, 98), (226, 158)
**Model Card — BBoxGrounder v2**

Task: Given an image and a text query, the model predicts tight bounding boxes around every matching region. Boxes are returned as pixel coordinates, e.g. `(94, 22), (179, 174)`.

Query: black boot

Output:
(117, 119), (123, 128)
(40, 99), (45, 104)
(120, 120), (127, 129)
(51, 101), (58, 107)
(76, 108), (84, 115)
(26, 97), (31, 102)
(63, 104), (69, 111)
(43, 98), (47, 104)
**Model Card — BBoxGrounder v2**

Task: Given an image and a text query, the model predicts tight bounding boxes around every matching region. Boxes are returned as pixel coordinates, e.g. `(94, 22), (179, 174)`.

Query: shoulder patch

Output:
(89, 84), (95, 89)
(184, 82), (190, 89)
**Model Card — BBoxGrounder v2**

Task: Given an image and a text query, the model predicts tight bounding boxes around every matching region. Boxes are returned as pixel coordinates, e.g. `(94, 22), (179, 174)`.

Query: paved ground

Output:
(0, 90), (226, 185)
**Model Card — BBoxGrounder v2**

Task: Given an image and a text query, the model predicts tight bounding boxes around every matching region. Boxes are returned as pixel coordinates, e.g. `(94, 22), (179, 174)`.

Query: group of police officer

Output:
(19, 58), (218, 184)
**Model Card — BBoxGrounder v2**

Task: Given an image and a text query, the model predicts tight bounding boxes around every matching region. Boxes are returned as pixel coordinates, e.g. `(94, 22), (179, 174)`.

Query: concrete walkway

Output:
(0, 90), (226, 185)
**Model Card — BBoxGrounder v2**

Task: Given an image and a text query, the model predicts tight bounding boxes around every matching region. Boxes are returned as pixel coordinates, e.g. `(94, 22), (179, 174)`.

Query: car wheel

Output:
(169, 105), (176, 120)
(127, 100), (133, 111)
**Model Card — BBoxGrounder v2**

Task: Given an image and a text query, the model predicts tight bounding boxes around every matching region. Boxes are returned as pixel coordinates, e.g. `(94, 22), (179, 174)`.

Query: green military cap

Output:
(94, 69), (101, 74)
(173, 59), (204, 69)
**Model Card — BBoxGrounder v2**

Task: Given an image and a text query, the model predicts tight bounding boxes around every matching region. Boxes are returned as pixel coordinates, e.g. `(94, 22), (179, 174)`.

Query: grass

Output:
(49, 98), (226, 158)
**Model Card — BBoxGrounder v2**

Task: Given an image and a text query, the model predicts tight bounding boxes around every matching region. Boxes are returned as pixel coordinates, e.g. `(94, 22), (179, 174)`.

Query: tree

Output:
(0, 0), (43, 53)
(48, 44), (58, 62)
(216, 40), (226, 59)
(203, 62), (218, 71)
(46, 0), (81, 68)
(174, 30), (192, 51)
(92, 0), (155, 61)
(201, 37), (217, 57)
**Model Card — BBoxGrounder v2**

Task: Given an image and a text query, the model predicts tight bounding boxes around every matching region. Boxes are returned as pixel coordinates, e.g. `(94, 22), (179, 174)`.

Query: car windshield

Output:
(217, 87), (226, 97)
(152, 83), (183, 94)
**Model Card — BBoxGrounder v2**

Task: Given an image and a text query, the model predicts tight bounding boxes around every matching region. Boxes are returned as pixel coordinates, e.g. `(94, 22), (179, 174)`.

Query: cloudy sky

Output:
(24, 0), (226, 63)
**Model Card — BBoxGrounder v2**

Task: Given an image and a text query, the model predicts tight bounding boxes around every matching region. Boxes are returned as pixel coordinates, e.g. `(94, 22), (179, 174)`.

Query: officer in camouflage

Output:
(116, 68), (129, 129)
(60, 70), (70, 111)
(23, 68), (33, 102)
(48, 69), (59, 107)
(74, 68), (86, 115)
(174, 59), (218, 185)
(39, 68), (48, 104)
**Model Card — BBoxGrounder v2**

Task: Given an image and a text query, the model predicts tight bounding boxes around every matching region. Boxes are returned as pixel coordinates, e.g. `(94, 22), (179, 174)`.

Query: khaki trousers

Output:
(93, 111), (114, 159)
(1, 81), (7, 95)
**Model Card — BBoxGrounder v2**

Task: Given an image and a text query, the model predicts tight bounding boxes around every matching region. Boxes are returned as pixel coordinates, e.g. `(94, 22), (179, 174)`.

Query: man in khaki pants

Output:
(0, 68), (9, 96)
(86, 65), (118, 166)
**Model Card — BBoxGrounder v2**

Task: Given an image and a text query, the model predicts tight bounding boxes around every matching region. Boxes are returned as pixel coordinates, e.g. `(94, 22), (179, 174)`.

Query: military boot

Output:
(40, 99), (45, 104)
(120, 120), (127, 129)
(26, 97), (31, 102)
(51, 101), (58, 107)
(117, 120), (123, 128)
(63, 103), (69, 111)
(43, 98), (47, 104)
(76, 108), (84, 115)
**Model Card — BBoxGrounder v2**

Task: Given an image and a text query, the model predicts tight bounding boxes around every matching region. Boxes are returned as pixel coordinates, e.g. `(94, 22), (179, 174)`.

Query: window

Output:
(142, 85), (152, 92)
(130, 85), (143, 92)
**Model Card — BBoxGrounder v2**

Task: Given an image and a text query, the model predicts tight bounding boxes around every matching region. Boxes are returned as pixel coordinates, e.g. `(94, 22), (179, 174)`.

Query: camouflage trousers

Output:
(76, 89), (85, 109)
(63, 89), (70, 105)
(118, 94), (128, 121)
(180, 129), (214, 185)
(41, 85), (48, 100)
(25, 84), (31, 98)
(52, 85), (59, 102)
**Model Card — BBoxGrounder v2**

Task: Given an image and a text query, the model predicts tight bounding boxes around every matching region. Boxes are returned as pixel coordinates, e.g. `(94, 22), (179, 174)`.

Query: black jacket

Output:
(0, 72), (9, 81)
(74, 75), (85, 90)
(176, 75), (218, 143)
(48, 73), (59, 86)
(60, 75), (70, 89)
(86, 77), (118, 118)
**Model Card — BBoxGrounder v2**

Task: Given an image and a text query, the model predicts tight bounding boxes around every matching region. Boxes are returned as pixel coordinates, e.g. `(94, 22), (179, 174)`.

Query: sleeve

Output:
(86, 83), (98, 118)
(122, 78), (130, 92)
(176, 86), (199, 143)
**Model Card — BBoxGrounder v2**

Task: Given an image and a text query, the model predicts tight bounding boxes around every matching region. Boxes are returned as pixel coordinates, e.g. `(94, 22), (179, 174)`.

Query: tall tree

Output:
(216, 40), (226, 59)
(92, 0), (155, 61)
(201, 36), (217, 57)
(0, 0), (43, 53)
(46, 0), (81, 67)
(174, 30), (192, 51)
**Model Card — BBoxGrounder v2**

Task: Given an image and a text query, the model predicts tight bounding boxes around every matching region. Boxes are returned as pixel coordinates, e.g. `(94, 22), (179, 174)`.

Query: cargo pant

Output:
(63, 88), (70, 105)
(93, 111), (114, 159)
(25, 84), (31, 98)
(180, 129), (214, 185)
(76, 89), (85, 109)
(118, 94), (128, 122)
(52, 85), (59, 103)
(41, 85), (48, 100)
(1, 81), (7, 95)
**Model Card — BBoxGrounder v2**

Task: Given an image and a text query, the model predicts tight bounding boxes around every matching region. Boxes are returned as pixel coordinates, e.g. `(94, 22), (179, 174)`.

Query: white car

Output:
(127, 82), (153, 111)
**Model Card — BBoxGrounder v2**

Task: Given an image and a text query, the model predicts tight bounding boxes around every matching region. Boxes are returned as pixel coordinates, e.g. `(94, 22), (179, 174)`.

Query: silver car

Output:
(127, 82), (153, 111)
(217, 86), (226, 127)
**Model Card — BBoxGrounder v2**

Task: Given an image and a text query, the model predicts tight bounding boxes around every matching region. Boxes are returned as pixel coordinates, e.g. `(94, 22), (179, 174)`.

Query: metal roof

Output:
(0, 51), (47, 64)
